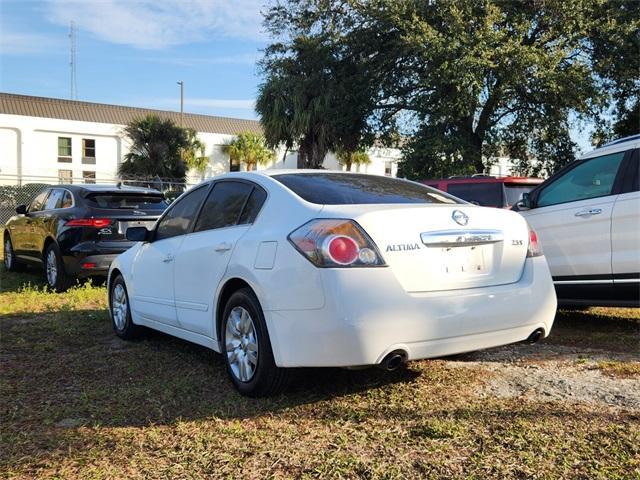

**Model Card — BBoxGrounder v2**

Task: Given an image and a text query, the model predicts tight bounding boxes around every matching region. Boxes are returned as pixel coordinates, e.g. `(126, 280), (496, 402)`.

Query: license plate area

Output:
(440, 245), (486, 275)
(118, 220), (155, 234)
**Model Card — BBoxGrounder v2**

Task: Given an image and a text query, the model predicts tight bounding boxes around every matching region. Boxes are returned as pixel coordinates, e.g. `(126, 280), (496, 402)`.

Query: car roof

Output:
(580, 134), (640, 160)
(56, 184), (163, 195)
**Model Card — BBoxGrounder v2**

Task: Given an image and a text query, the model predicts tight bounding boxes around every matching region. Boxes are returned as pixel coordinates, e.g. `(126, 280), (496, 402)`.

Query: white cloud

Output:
(0, 29), (64, 55)
(46, 0), (266, 49)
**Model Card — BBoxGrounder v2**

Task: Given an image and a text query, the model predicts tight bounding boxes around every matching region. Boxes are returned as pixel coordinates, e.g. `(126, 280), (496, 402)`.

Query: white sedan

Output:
(108, 171), (557, 396)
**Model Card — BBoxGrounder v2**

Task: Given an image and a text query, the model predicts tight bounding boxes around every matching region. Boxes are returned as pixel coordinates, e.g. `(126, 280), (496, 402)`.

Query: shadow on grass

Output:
(1, 309), (420, 433)
(0, 265), (48, 293)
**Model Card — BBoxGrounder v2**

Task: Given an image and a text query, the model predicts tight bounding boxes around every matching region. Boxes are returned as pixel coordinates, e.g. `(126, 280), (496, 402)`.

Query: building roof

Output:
(0, 92), (262, 135)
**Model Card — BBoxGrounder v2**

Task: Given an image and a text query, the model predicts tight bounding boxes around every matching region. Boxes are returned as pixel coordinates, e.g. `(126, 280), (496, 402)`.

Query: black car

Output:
(3, 184), (168, 291)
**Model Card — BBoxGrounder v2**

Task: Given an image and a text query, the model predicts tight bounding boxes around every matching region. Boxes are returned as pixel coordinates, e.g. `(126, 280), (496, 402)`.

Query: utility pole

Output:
(69, 21), (78, 100)
(177, 81), (184, 127)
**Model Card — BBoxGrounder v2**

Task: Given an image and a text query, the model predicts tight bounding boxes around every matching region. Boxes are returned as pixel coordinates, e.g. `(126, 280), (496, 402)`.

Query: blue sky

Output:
(0, 0), (267, 119)
(1, 0), (593, 151)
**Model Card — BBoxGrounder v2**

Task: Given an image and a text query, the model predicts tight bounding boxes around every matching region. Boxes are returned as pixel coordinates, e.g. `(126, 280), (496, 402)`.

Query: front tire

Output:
(109, 275), (141, 340)
(3, 235), (26, 272)
(44, 243), (74, 292)
(222, 288), (290, 397)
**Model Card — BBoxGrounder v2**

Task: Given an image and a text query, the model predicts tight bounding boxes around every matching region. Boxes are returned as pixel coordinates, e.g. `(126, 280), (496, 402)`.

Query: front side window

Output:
(29, 190), (50, 213)
(537, 152), (625, 208)
(58, 137), (72, 162)
(82, 139), (96, 164)
(155, 185), (209, 241)
(194, 181), (254, 232)
(273, 173), (458, 205)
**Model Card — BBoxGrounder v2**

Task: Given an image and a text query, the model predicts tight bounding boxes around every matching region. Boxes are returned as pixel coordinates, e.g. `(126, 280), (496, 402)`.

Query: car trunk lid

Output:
(321, 204), (530, 293)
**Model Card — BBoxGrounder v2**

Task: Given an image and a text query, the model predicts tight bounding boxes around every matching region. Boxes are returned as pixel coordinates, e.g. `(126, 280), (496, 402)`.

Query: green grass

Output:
(1, 267), (639, 479)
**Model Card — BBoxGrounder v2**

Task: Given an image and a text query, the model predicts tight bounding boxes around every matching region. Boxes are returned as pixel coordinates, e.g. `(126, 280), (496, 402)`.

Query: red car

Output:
(421, 176), (543, 208)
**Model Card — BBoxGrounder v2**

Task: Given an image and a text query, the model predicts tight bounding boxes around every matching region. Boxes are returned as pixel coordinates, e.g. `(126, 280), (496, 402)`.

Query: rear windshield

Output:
(273, 173), (459, 205)
(85, 193), (168, 210)
(447, 183), (502, 207)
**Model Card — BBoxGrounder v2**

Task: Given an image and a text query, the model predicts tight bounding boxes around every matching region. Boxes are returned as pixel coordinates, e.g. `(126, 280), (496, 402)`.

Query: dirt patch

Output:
(448, 342), (640, 409)
(479, 361), (640, 408)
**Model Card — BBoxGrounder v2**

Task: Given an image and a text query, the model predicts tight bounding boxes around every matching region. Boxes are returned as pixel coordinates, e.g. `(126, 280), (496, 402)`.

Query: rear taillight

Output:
(288, 219), (385, 268)
(66, 218), (112, 228)
(527, 226), (543, 257)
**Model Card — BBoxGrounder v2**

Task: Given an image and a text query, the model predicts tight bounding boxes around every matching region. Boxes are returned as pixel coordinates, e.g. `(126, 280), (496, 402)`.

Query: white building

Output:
(0, 93), (400, 185)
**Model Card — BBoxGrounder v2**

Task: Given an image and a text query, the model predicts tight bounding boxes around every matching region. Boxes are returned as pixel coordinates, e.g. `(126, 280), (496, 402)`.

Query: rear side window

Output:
(194, 181), (254, 232)
(537, 152), (625, 207)
(447, 183), (502, 207)
(273, 173), (457, 205)
(85, 193), (167, 210)
(45, 189), (64, 210)
(238, 187), (267, 224)
(156, 186), (209, 240)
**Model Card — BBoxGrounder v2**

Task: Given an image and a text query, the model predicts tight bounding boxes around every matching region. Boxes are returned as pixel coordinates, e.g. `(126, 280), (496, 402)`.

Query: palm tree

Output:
(118, 115), (189, 182)
(336, 149), (371, 172)
(222, 132), (274, 171)
(182, 128), (209, 179)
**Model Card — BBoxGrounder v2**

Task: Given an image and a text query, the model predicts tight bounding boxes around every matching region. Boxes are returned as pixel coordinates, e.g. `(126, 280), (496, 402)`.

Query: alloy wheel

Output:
(111, 283), (128, 331)
(4, 239), (12, 269)
(225, 306), (259, 382)
(46, 250), (58, 286)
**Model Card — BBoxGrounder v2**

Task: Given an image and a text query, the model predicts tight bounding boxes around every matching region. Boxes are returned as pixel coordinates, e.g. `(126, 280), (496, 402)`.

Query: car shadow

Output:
(1, 308), (420, 431)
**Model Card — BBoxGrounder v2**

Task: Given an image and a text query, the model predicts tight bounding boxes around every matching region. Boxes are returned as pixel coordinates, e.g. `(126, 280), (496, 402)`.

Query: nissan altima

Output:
(108, 171), (557, 396)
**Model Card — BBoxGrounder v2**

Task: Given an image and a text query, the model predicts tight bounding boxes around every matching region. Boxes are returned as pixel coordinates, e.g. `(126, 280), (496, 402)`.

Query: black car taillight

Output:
(288, 219), (385, 268)
(66, 218), (112, 228)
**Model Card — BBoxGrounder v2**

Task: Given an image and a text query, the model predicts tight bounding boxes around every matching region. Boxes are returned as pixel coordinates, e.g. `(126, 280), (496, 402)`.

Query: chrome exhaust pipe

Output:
(378, 351), (407, 371)
(525, 328), (545, 344)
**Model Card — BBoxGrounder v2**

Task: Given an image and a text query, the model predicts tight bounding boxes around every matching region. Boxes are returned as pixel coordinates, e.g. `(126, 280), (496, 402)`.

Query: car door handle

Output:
(575, 208), (603, 217)
(162, 254), (175, 263)
(214, 242), (232, 252)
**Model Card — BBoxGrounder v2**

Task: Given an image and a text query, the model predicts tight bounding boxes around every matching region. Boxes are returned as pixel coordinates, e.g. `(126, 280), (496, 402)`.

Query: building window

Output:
(230, 157), (241, 172)
(384, 161), (393, 176)
(58, 137), (72, 162)
(58, 169), (73, 184)
(82, 171), (96, 184)
(82, 139), (96, 164)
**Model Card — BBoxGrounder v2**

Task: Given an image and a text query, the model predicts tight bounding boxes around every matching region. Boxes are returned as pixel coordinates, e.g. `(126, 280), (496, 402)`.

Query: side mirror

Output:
(126, 226), (151, 242)
(15, 204), (27, 215)
(515, 192), (533, 211)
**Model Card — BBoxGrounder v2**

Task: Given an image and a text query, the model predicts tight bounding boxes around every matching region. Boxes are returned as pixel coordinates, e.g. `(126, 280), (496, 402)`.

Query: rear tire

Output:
(109, 275), (141, 340)
(221, 288), (290, 397)
(44, 243), (74, 292)
(3, 235), (27, 272)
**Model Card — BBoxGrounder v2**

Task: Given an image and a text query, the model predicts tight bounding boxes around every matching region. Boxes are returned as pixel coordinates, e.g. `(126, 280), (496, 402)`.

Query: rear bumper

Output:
(265, 256), (557, 367)
(62, 241), (136, 276)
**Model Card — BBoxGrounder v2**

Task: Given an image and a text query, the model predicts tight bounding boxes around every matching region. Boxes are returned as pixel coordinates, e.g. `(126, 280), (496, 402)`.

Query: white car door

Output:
(130, 185), (210, 327)
(611, 149), (639, 288)
(174, 181), (267, 337)
(521, 150), (627, 280)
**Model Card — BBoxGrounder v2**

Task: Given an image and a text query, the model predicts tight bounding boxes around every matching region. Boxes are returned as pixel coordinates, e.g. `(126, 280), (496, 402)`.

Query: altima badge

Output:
(452, 210), (469, 226)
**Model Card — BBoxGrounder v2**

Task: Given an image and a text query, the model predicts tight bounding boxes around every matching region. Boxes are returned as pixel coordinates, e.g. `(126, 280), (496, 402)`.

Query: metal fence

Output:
(0, 174), (197, 226)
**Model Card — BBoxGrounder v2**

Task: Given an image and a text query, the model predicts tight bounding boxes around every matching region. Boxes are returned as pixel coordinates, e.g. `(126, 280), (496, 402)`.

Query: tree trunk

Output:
(345, 159), (352, 171)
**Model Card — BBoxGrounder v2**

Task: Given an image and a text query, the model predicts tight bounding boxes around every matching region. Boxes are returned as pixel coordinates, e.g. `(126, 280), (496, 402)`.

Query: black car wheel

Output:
(44, 243), (74, 292)
(3, 235), (26, 272)
(222, 288), (290, 397)
(109, 275), (141, 340)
